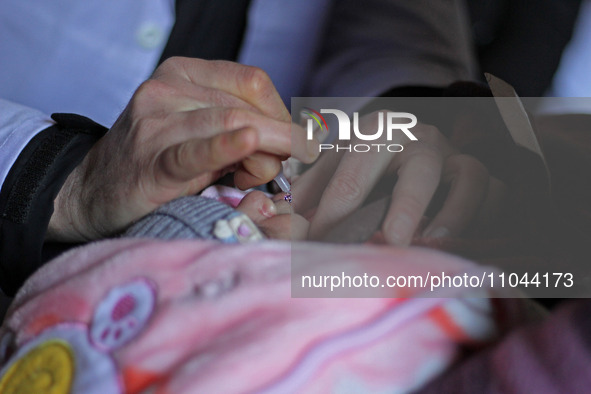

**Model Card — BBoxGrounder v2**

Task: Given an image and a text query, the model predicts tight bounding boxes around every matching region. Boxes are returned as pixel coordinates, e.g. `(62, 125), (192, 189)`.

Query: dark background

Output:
(467, 0), (583, 96)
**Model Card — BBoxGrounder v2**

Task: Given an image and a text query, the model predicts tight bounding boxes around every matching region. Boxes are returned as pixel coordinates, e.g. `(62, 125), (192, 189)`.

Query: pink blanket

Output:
(0, 239), (528, 393)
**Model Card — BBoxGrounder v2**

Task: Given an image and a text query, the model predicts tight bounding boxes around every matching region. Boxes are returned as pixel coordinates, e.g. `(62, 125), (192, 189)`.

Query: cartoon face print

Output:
(0, 339), (74, 393)
(0, 324), (120, 394)
(0, 278), (158, 394)
(90, 278), (156, 351)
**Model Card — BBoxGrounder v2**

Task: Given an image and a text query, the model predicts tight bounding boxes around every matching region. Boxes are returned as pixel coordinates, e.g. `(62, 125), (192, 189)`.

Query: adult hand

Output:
(48, 57), (318, 242)
(293, 111), (506, 245)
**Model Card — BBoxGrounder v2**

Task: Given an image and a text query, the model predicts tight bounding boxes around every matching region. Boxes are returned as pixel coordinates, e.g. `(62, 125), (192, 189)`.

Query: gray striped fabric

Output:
(124, 196), (245, 241)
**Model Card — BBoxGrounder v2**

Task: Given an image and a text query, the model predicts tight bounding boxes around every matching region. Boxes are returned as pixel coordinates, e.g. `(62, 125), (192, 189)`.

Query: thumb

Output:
(156, 127), (259, 184)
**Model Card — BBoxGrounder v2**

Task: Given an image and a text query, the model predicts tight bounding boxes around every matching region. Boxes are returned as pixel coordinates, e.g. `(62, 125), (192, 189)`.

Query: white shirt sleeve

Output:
(0, 0), (174, 193)
(306, 0), (477, 97)
(0, 0), (173, 127)
(0, 99), (55, 191)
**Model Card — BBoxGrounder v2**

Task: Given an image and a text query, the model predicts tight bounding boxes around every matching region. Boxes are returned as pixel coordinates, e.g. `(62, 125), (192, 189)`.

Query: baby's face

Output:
(236, 191), (309, 240)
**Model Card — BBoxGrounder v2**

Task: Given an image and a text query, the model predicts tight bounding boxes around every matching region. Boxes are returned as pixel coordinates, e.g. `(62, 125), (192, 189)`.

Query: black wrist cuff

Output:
(0, 113), (107, 296)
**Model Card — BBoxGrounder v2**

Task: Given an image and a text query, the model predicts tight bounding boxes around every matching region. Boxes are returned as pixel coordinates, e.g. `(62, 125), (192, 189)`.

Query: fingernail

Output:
(385, 216), (413, 246)
(307, 136), (320, 161)
(424, 227), (450, 239)
(312, 122), (327, 143)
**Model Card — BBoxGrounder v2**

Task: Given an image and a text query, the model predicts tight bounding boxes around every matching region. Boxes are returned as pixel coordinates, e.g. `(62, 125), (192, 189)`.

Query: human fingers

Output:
(291, 111), (382, 222)
(234, 153), (282, 190)
(290, 149), (344, 216)
(410, 123), (458, 158)
(153, 57), (290, 122)
(136, 107), (310, 166)
(235, 190), (294, 221)
(292, 110), (420, 217)
(211, 109), (318, 164)
(235, 191), (308, 240)
(258, 214), (309, 241)
(472, 176), (508, 231)
(167, 108), (315, 162)
(307, 148), (392, 240)
(154, 127), (258, 193)
(421, 154), (490, 239)
(382, 142), (444, 246)
(263, 194), (310, 241)
(121, 78), (263, 120)
(271, 192), (292, 214)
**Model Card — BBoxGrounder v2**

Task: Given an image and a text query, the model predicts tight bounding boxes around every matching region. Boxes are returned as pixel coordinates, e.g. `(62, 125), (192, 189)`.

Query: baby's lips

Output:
(261, 199), (277, 218)
(236, 191), (277, 222)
